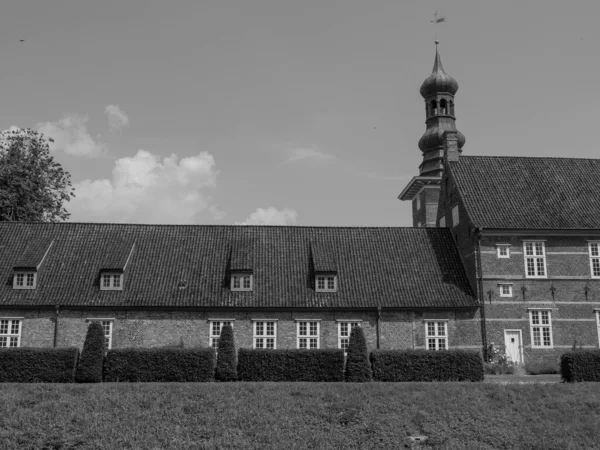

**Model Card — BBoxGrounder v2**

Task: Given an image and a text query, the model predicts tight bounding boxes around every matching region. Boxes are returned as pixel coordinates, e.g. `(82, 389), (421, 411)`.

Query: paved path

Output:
(484, 374), (561, 384)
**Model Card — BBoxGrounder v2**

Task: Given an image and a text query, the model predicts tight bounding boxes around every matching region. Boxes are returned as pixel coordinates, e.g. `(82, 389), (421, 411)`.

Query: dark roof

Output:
(451, 156), (600, 229)
(14, 237), (54, 270)
(310, 240), (337, 272)
(0, 223), (476, 309)
(100, 239), (134, 271)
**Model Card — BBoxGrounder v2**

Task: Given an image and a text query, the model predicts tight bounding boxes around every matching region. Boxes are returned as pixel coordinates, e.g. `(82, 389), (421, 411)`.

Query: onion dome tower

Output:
(398, 41), (466, 227)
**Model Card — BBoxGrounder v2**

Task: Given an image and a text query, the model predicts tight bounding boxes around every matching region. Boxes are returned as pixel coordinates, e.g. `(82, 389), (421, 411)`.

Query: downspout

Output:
(376, 306), (381, 349)
(53, 305), (60, 348)
(475, 229), (488, 360)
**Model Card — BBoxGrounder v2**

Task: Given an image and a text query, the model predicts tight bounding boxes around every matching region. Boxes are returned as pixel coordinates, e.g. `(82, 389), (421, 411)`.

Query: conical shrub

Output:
(215, 324), (237, 381)
(75, 321), (106, 383)
(345, 326), (372, 382)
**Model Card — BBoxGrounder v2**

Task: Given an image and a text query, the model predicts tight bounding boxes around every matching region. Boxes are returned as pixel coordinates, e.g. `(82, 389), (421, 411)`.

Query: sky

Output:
(1, 0), (599, 226)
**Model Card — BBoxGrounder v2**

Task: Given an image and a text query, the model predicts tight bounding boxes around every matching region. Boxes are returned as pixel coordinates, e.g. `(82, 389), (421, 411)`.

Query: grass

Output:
(1, 383), (599, 449)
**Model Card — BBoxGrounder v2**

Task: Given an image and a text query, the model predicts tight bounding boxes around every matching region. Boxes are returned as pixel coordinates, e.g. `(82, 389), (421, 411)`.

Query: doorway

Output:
(504, 330), (523, 364)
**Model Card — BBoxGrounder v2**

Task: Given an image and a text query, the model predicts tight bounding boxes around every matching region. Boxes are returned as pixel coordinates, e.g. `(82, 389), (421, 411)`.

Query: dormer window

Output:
(316, 274), (337, 292)
(100, 273), (123, 290)
(231, 272), (252, 291)
(13, 272), (36, 290)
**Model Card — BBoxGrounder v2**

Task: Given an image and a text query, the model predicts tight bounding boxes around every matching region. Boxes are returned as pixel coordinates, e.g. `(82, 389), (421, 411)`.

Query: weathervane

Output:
(430, 10), (446, 44)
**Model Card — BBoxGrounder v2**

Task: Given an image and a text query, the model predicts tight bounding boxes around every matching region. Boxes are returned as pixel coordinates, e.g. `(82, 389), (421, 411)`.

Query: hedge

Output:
(75, 321), (106, 383)
(345, 327), (372, 382)
(371, 349), (484, 382)
(561, 350), (600, 382)
(104, 347), (215, 382)
(215, 324), (237, 381)
(237, 348), (345, 382)
(0, 347), (80, 383)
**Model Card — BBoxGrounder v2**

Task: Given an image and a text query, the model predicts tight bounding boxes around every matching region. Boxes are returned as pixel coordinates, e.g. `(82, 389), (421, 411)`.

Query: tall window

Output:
(452, 205), (459, 227)
(13, 272), (36, 289)
(316, 275), (337, 292)
(231, 273), (252, 291)
(209, 321), (233, 349)
(297, 321), (320, 349)
(426, 321), (447, 350)
(338, 321), (360, 351)
(530, 310), (552, 348)
(0, 319), (21, 348)
(524, 242), (546, 278)
(254, 321), (276, 349)
(100, 321), (113, 350)
(100, 273), (123, 290)
(590, 243), (600, 278)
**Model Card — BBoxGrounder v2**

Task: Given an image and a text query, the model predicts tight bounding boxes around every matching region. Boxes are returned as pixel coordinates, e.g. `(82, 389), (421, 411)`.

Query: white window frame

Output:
(316, 274), (337, 292)
(496, 244), (510, 259)
(13, 272), (36, 290)
(451, 204), (459, 227)
(529, 310), (553, 349)
(596, 310), (600, 348)
(589, 242), (600, 279)
(231, 272), (253, 291)
(439, 216), (446, 228)
(208, 319), (234, 349)
(425, 320), (448, 350)
(499, 283), (513, 297)
(0, 318), (22, 348)
(296, 320), (320, 349)
(100, 273), (123, 291)
(523, 241), (547, 278)
(337, 320), (361, 352)
(253, 320), (277, 349)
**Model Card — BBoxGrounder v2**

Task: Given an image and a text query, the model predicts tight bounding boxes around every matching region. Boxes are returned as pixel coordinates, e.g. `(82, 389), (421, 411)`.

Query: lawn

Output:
(1, 382), (599, 449)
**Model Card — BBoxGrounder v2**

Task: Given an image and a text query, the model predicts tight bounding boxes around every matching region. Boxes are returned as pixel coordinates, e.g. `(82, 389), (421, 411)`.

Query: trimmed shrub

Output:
(237, 349), (345, 382)
(345, 326), (372, 382)
(371, 349), (484, 382)
(561, 350), (600, 382)
(75, 321), (106, 383)
(104, 347), (215, 382)
(0, 347), (79, 382)
(215, 324), (237, 381)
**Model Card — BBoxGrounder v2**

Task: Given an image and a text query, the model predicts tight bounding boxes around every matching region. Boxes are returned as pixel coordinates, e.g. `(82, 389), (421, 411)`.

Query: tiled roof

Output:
(451, 156), (600, 229)
(14, 237), (54, 269)
(310, 240), (337, 272)
(0, 223), (476, 309)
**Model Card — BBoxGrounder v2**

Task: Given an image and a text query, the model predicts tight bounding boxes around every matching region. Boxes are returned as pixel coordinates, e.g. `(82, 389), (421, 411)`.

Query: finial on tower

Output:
(431, 11), (445, 44)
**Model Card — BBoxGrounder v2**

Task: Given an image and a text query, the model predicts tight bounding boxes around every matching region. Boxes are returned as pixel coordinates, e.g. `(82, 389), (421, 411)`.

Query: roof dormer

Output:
(12, 238), (54, 290)
(98, 240), (134, 291)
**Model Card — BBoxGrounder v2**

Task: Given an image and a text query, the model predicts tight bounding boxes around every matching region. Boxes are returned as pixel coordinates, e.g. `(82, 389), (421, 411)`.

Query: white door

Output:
(504, 330), (523, 364)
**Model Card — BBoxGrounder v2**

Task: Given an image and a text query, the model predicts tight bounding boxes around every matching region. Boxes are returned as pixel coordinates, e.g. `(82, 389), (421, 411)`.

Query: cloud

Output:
(285, 147), (335, 164)
(237, 207), (298, 225)
(105, 105), (129, 132)
(69, 149), (221, 224)
(36, 114), (106, 157)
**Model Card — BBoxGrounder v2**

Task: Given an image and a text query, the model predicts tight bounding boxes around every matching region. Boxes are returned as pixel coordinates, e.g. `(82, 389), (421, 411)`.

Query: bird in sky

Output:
(19, 39), (25, 42)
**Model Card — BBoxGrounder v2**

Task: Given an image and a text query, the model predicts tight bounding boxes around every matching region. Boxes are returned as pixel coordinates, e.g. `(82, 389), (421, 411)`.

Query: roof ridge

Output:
(459, 155), (600, 162)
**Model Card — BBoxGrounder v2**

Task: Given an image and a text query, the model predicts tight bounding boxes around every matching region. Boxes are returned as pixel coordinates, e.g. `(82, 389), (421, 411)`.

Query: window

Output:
(253, 321), (276, 349)
(13, 272), (36, 289)
(338, 321), (360, 351)
(439, 216), (446, 228)
(590, 243), (600, 278)
(297, 321), (320, 349)
(0, 319), (21, 348)
(231, 273), (252, 291)
(451, 205), (459, 227)
(529, 310), (552, 348)
(425, 321), (448, 350)
(596, 311), (600, 347)
(101, 320), (113, 349)
(524, 242), (546, 278)
(209, 320), (233, 349)
(316, 275), (337, 292)
(100, 273), (123, 290)
(499, 284), (513, 297)
(497, 245), (510, 258)
(416, 196), (421, 211)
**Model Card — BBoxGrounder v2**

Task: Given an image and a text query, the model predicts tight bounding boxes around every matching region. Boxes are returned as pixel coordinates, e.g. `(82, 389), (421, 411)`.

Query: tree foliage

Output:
(0, 128), (75, 222)
(215, 324), (237, 381)
(75, 321), (106, 383)
(345, 326), (372, 382)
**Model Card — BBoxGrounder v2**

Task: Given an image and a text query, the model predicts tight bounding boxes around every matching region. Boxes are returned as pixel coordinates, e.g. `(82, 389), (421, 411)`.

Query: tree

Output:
(215, 324), (237, 381)
(0, 128), (75, 222)
(75, 321), (106, 383)
(345, 326), (372, 382)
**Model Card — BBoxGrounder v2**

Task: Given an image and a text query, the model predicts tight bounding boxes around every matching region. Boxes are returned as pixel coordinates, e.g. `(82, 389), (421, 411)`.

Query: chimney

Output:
(443, 131), (461, 163)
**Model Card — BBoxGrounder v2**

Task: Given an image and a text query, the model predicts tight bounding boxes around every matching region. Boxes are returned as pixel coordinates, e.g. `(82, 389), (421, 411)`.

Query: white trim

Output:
(36, 240), (54, 269)
(296, 320), (320, 349)
(529, 310), (553, 349)
(553, 319), (595, 322)
(209, 320), (234, 349)
(251, 318), (279, 322)
(207, 318), (236, 322)
(293, 318), (322, 322)
(100, 272), (123, 291)
(315, 274), (337, 292)
(498, 284), (512, 297)
(546, 251), (588, 255)
(596, 311), (600, 348)
(253, 320), (277, 349)
(13, 272), (37, 290)
(335, 319), (363, 322)
(425, 320), (448, 350)
(231, 272), (253, 291)
(589, 242), (600, 279)
(0, 318), (22, 348)
(496, 244), (510, 259)
(523, 241), (547, 278)
(123, 243), (135, 270)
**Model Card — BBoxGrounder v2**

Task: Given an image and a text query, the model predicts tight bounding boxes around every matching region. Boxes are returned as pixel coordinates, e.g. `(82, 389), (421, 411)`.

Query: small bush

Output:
(345, 326), (372, 382)
(525, 360), (559, 375)
(75, 321), (106, 383)
(0, 347), (79, 382)
(484, 362), (515, 375)
(104, 348), (215, 382)
(237, 349), (345, 382)
(561, 350), (600, 382)
(215, 324), (237, 381)
(372, 350), (484, 382)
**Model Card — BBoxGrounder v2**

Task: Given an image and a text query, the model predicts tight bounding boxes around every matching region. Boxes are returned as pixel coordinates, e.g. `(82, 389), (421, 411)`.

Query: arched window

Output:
(430, 100), (437, 116)
(440, 99), (447, 115)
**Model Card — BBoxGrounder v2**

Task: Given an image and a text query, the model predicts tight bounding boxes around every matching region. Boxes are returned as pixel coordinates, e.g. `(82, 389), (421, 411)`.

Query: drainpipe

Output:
(53, 305), (60, 348)
(376, 306), (381, 349)
(475, 229), (488, 360)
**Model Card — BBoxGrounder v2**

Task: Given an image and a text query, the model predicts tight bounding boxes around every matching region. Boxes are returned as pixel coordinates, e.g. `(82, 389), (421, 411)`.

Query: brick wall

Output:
(412, 186), (441, 227)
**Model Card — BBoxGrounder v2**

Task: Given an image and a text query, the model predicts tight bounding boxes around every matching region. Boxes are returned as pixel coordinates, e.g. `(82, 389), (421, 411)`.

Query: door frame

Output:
(503, 329), (524, 364)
